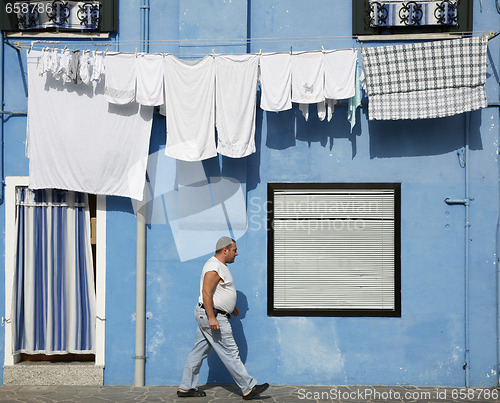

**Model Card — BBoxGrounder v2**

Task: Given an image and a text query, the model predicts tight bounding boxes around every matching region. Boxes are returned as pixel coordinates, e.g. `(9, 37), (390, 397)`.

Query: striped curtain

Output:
(12, 188), (95, 355)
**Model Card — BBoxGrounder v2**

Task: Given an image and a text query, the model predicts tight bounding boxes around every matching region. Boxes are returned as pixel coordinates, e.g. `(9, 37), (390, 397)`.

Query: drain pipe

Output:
(445, 112), (472, 387)
(0, 33), (4, 205)
(133, 0), (150, 388)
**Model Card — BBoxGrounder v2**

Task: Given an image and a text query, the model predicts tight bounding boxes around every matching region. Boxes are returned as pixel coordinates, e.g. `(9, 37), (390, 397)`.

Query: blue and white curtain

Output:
(12, 188), (95, 355)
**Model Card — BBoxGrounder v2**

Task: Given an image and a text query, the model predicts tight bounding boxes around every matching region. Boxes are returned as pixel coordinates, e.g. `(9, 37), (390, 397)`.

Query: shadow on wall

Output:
(264, 103), (362, 159)
(368, 110), (483, 158)
(207, 291), (249, 385)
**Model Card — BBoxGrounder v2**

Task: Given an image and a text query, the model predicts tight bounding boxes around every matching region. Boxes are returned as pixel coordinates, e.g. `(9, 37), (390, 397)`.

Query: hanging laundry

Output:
(291, 51), (324, 120)
(91, 51), (105, 83)
(259, 52), (292, 112)
(79, 51), (91, 85)
(323, 49), (357, 100)
(291, 51), (324, 104)
(163, 55), (217, 162)
(361, 36), (488, 120)
(38, 47), (51, 76)
(26, 50), (154, 200)
(215, 54), (258, 158)
(49, 47), (60, 79)
(347, 58), (361, 132)
(68, 50), (81, 84)
(104, 53), (137, 104)
(56, 48), (71, 82)
(136, 54), (164, 106)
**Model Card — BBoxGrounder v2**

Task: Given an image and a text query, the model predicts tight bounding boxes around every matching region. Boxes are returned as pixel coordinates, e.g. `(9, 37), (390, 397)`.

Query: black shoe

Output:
(242, 383), (269, 400)
(177, 389), (206, 397)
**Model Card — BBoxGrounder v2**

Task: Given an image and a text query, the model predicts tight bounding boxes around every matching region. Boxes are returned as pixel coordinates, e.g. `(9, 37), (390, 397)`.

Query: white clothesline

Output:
(10, 29), (495, 56)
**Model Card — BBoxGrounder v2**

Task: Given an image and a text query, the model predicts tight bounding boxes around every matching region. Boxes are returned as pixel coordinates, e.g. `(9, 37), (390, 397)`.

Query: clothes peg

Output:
(321, 45), (325, 53)
(135, 48), (137, 57)
(29, 41), (34, 54)
(259, 49), (262, 55)
(290, 46), (292, 55)
(105, 47), (109, 56)
(212, 48), (215, 58)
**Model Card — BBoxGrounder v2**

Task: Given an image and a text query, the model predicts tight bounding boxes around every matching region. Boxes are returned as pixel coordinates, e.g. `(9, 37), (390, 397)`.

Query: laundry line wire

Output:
(12, 30), (497, 56)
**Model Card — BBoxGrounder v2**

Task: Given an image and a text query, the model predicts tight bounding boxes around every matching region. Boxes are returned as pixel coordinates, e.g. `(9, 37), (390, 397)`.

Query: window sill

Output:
(5, 32), (110, 39)
(357, 32), (466, 41)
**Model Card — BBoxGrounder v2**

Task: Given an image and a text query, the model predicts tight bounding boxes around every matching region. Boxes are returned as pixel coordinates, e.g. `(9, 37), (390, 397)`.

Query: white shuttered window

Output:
(268, 183), (401, 317)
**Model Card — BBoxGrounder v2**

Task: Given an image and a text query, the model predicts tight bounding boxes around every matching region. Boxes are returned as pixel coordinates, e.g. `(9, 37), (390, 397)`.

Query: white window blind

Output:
(270, 185), (399, 315)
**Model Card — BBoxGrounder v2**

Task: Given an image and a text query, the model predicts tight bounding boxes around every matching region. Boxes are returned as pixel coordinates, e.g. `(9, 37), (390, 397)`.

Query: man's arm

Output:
(202, 271), (222, 330)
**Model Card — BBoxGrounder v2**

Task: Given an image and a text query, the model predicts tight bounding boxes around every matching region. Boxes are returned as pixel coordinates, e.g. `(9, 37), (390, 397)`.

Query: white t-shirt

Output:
(198, 256), (237, 314)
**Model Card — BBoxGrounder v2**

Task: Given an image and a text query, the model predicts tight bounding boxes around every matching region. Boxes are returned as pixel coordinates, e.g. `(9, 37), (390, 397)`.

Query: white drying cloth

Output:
(291, 52), (324, 104)
(163, 55), (217, 161)
(104, 53), (137, 104)
(27, 50), (154, 200)
(323, 49), (357, 100)
(259, 52), (292, 112)
(136, 54), (164, 106)
(91, 51), (105, 83)
(215, 54), (258, 158)
(79, 51), (91, 85)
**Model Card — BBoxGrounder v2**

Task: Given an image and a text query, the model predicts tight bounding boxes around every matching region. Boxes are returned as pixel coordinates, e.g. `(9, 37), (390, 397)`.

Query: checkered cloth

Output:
(361, 37), (488, 120)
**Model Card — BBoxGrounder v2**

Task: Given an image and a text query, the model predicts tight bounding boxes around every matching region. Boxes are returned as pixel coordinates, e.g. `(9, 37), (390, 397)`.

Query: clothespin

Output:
(29, 41), (34, 54)
(105, 47), (109, 56)
(360, 41), (364, 52)
(290, 46), (292, 55)
(135, 48), (137, 57)
(321, 45), (325, 53)
(259, 49), (262, 55)
(212, 48), (215, 58)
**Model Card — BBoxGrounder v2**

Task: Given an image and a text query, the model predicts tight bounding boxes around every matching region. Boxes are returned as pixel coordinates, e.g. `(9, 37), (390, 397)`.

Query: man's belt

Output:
(198, 302), (231, 319)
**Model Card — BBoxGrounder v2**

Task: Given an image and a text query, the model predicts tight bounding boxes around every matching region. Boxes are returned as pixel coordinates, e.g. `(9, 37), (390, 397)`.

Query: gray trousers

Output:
(179, 305), (257, 394)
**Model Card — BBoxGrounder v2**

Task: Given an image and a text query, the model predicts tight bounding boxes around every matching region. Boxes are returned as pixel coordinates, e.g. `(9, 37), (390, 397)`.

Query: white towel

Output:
(49, 48), (60, 78)
(57, 49), (71, 82)
(215, 54), (258, 158)
(136, 54), (164, 106)
(79, 51), (91, 85)
(27, 50), (154, 201)
(104, 53), (137, 104)
(38, 48), (51, 76)
(259, 52), (292, 112)
(291, 52), (324, 104)
(91, 51), (105, 83)
(323, 49), (357, 100)
(163, 55), (216, 161)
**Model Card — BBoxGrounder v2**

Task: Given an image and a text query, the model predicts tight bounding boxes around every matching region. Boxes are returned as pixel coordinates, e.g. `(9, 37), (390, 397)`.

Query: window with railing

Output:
(353, 0), (472, 38)
(0, 0), (118, 34)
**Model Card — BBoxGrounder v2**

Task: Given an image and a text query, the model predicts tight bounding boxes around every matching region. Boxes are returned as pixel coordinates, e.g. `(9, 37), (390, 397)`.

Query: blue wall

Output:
(1, 0), (500, 388)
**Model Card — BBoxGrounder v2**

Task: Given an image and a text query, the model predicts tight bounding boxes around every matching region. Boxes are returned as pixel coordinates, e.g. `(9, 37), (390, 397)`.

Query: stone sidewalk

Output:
(0, 384), (499, 402)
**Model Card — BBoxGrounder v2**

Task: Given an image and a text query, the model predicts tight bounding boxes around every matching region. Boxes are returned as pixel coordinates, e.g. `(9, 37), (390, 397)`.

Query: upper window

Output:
(0, 0), (118, 35)
(353, 0), (472, 39)
(267, 183), (401, 317)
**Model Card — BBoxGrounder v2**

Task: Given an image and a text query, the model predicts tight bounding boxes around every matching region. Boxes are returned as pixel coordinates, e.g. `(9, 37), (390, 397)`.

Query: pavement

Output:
(0, 384), (499, 402)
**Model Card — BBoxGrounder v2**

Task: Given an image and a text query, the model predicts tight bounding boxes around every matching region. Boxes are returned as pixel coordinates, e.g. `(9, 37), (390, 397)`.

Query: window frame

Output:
(352, 0), (473, 40)
(0, 0), (118, 35)
(267, 182), (401, 318)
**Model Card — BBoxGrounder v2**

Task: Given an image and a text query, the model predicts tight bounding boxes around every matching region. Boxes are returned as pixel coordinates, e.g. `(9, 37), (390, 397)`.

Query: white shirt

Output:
(198, 256), (237, 314)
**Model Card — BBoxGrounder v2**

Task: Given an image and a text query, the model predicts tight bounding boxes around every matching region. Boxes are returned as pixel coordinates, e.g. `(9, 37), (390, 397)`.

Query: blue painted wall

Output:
(1, 0), (499, 388)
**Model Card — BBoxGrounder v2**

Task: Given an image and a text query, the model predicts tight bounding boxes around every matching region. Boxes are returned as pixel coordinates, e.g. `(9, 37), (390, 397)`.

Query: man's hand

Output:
(232, 307), (239, 317)
(209, 316), (219, 330)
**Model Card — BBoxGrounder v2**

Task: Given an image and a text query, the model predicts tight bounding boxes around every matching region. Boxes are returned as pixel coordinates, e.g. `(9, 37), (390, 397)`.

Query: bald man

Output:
(177, 237), (269, 400)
